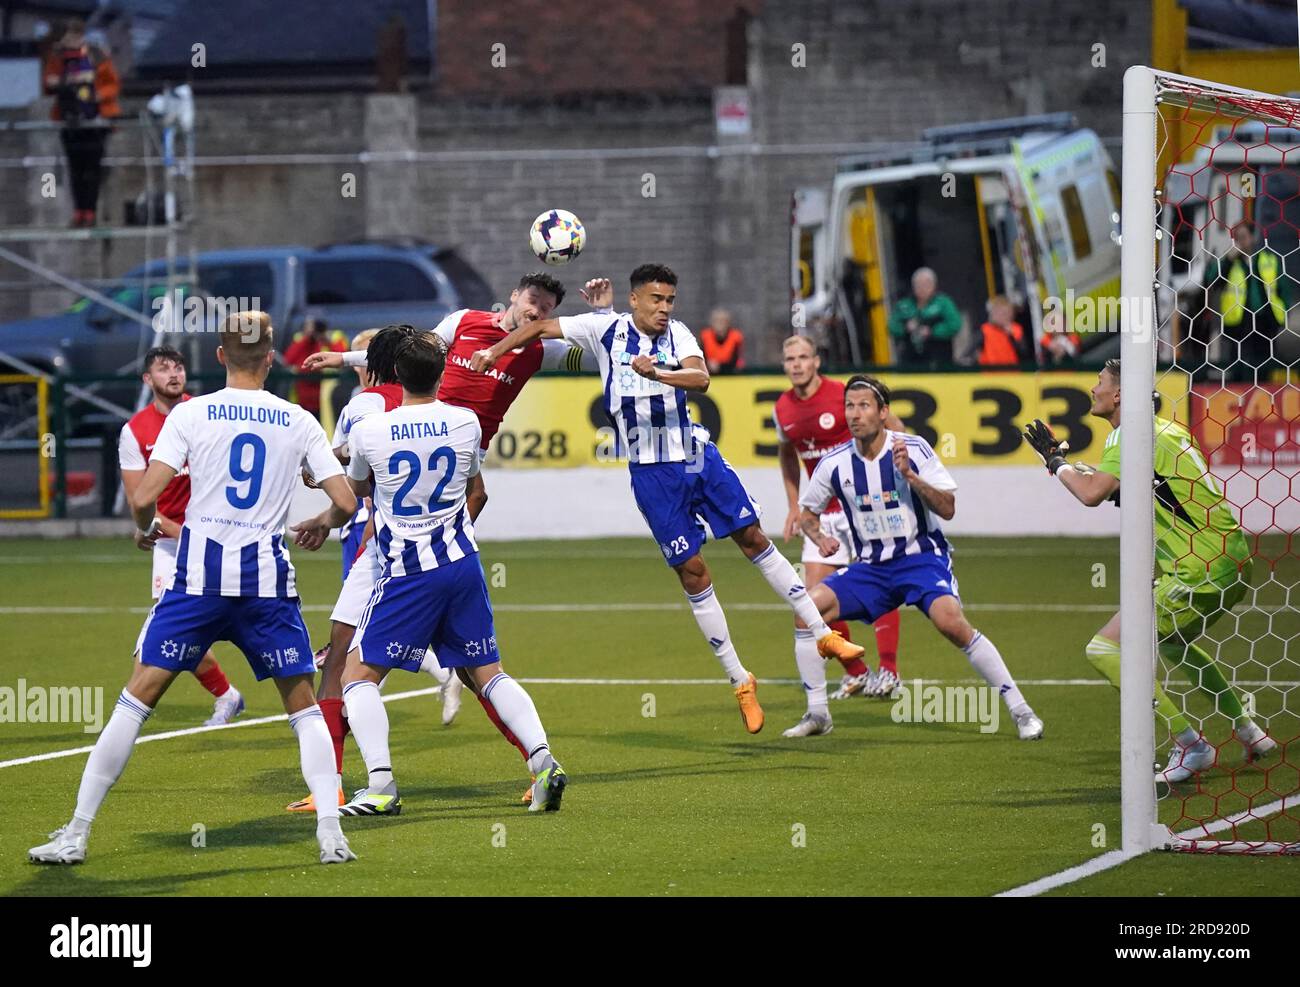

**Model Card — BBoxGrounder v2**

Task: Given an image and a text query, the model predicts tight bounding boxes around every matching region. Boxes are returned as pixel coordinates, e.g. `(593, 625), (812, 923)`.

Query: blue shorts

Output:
(630, 442), (759, 567)
(351, 553), (498, 671)
(134, 590), (316, 681)
(823, 552), (960, 624)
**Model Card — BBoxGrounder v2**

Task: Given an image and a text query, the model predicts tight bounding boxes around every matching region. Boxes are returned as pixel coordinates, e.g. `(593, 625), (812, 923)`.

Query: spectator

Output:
(700, 308), (745, 373)
(1038, 306), (1082, 366)
(284, 317), (348, 419)
(887, 267), (962, 366)
(1201, 221), (1293, 382)
(43, 20), (120, 228)
(977, 295), (1028, 366)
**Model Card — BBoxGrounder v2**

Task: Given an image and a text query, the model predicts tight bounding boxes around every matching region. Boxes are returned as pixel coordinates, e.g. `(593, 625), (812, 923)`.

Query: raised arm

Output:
(1023, 418), (1119, 507)
(471, 318), (564, 372)
(1056, 466), (1119, 507)
(302, 350), (348, 373)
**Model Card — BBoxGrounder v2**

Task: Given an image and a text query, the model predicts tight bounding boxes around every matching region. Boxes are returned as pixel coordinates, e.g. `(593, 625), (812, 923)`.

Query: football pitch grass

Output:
(0, 535), (1296, 897)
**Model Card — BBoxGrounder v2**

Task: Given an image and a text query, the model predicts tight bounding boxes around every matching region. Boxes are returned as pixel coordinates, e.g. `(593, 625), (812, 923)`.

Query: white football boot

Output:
(829, 672), (870, 700)
(867, 668), (901, 698)
(1014, 710), (1045, 741)
(441, 672), (463, 726)
(1156, 738), (1216, 783)
(317, 820), (356, 864)
(204, 686), (245, 727)
(781, 710), (834, 738)
(29, 824), (88, 865)
(1237, 721), (1279, 764)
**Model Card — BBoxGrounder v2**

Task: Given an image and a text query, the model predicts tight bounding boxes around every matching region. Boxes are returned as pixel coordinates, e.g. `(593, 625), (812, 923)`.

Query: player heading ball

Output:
(472, 264), (868, 735)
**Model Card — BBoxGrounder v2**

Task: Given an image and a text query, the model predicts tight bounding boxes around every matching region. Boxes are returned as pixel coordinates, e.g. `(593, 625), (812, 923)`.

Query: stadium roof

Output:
(133, 0), (431, 80)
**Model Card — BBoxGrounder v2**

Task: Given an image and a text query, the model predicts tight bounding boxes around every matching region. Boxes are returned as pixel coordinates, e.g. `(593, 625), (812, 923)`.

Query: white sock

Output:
(288, 705), (340, 822)
(751, 544), (830, 638)
(419, 650), (450, 684)
(342, 680), (394, 789)
(963, 630), (1029, 716)
(794, 628), (828, 714)
(72, 689), (151, 826)
(482, 673), (551, 774)
(1175, 726), (1200, 748)
(685, 585), (749, 686)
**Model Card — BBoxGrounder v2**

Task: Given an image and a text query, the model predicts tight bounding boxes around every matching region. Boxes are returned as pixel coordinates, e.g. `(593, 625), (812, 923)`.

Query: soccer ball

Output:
(529, 209), (586, 266)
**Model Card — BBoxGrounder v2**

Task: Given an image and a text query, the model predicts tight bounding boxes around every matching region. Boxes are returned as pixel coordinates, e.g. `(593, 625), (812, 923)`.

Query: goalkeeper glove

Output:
(1022, 418), (1070, 475)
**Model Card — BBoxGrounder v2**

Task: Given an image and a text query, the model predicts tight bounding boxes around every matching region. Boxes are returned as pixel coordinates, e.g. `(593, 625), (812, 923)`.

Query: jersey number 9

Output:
(226, 432), (267, 509)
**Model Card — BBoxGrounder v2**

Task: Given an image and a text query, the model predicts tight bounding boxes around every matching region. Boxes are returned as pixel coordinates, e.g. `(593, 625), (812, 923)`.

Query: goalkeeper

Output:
(1023, 359), (1276, 783)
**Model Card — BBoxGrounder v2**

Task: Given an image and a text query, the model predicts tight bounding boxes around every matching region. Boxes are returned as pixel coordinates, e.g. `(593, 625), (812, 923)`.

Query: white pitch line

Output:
(6, 677), (1297, 885)
(3, 676), (1296, 772)
(996, 793), (1300, 897)
(0, 676), (1145, 771)
(994, 850), (1138, 898)
(0, 546), (1116, 565)
(4, 601), (1298, 616)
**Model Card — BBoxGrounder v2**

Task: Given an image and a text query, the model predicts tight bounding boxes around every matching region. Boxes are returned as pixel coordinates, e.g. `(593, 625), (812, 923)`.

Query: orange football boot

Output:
(734, 673), (764, 734)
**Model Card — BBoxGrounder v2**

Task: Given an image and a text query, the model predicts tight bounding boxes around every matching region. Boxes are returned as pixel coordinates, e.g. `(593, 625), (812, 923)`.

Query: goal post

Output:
(1119, 65), (1160, 855)
(1120, 66), (1300, 855)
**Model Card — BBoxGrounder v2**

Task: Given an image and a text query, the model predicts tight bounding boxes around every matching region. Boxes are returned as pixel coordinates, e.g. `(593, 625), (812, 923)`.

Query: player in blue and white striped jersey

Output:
(336, 331), (567, 817)
(797, 374), (1044, 741)
(472, 265), (866, 735)
(29, 312), (363, 868)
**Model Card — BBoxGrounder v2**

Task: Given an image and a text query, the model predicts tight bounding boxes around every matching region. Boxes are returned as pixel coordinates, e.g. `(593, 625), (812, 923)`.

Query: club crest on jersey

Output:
(818, 412), (836, 430)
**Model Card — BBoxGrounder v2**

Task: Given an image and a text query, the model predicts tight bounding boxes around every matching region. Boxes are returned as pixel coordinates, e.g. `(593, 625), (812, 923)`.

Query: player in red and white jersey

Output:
(117, 347), (243, 726)
(302, 275), (596, 804)
(774, 336), (905, 736)
(311, 272), (592, 457)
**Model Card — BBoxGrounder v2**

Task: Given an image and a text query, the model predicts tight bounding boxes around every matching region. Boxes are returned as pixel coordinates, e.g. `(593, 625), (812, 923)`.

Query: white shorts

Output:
(151, 537), (178, 599)
(330, 541), (383, 627)
(802, 510), (853, 568)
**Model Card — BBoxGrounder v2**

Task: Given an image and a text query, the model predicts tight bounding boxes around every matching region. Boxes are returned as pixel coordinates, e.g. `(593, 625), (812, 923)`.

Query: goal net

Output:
(1121, 67), (1299, 855)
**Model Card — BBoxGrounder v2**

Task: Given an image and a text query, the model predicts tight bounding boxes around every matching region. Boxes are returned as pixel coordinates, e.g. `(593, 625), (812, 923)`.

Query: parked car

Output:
(0, 237), (494, 429)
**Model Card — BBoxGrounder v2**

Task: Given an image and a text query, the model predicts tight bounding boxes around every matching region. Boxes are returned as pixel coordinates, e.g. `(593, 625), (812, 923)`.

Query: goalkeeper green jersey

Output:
(1097, 415), (1250, 583)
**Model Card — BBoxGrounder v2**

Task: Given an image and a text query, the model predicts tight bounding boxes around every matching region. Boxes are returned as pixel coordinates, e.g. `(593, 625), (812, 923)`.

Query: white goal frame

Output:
(1120, 65), (1300, 856)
